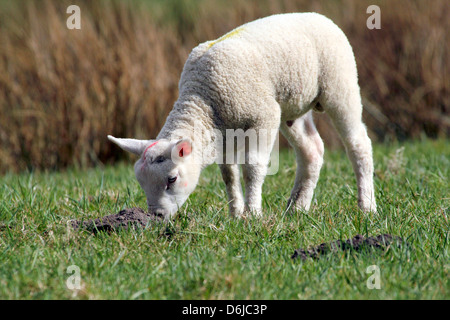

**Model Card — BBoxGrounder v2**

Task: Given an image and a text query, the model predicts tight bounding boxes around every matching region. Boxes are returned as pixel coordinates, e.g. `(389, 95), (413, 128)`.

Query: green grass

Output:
(0, 139), (448, 299)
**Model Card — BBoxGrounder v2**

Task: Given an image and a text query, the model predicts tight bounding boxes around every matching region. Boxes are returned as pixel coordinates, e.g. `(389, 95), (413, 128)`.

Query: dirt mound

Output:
(70, 207), (163, 233)
(291, 234), (406, 261)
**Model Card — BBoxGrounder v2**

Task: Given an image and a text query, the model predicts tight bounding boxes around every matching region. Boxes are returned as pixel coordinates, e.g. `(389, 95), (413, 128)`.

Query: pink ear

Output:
(176, 140), (192, 158)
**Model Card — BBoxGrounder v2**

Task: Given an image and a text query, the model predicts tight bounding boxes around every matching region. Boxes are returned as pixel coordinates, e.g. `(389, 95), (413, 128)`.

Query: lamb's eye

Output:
(155, 156), (165, 163)
(168, 176), (177, 184)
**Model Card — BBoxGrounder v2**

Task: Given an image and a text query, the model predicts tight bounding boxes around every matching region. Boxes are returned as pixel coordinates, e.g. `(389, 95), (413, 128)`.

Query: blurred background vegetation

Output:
(0, 0), (448, 173)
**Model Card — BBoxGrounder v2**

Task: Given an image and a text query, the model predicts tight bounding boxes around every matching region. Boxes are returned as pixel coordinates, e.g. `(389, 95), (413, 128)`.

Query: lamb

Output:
(108, 12), (377, 219)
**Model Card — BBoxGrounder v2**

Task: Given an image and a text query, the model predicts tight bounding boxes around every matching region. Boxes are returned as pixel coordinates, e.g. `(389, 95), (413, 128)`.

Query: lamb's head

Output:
(107, 135), (201, 220)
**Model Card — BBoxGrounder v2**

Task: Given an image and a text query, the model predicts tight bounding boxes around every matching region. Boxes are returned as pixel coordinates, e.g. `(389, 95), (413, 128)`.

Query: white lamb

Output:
(108, 12), (377, 219)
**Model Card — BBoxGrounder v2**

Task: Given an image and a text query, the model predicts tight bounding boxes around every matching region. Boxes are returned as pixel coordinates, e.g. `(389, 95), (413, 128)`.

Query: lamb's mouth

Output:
(147, 206), (173, 220)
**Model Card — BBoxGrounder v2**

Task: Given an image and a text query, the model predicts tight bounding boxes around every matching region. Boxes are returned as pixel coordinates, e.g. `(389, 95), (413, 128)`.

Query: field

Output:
(0, 139), (448, 299)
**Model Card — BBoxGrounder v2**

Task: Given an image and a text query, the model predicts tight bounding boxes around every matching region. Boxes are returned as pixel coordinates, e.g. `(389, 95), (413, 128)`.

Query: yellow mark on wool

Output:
(207, 27), (245, 49)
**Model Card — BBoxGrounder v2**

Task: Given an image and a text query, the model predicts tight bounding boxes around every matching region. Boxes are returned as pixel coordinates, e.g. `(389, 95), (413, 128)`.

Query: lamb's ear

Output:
(107, 135), (148, 156)
(171, 138), (192, 162)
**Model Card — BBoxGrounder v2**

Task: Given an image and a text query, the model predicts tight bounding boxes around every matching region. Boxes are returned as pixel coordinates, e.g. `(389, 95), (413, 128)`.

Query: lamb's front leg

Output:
(242, 162), (267, 216)
(219, 164), (245, 217)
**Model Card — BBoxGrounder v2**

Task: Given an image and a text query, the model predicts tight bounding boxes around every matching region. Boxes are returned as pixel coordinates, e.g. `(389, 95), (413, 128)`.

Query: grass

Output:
(0, 138), (448, 299)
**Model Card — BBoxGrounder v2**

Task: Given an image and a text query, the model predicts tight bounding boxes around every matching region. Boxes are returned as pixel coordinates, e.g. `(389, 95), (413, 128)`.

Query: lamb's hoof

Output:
(241, 207), (262, 218)
(359, 201), (377, 214)
(284, 199), (310, 214)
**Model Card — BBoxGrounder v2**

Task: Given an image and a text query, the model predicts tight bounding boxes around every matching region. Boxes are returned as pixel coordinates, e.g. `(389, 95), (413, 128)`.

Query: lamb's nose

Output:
(151, 208), (166, 219)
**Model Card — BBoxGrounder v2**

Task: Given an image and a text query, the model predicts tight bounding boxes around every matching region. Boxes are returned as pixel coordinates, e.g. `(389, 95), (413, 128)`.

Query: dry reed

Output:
(0, 0), (448, 173)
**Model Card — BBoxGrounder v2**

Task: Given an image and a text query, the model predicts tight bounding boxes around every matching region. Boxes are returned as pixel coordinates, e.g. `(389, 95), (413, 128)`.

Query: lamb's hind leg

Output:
(280, 111), (324, 212)
(323, 97), (377, 213)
